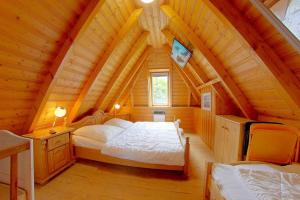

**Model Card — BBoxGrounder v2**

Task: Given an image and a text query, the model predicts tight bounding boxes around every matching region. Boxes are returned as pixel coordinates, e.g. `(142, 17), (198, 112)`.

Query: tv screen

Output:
(171, 39), (192, 68)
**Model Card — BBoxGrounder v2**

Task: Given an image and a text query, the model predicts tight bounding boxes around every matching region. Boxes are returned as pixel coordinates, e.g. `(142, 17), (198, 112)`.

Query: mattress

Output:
(101, 122), (185, 166)
(72, 135), (104, 150)
(212, 163), (300, 200)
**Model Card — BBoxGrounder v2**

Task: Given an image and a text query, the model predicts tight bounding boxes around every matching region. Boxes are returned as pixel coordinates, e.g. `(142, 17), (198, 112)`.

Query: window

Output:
(265, 0), (300, 40)
(150, 71), (170, 106)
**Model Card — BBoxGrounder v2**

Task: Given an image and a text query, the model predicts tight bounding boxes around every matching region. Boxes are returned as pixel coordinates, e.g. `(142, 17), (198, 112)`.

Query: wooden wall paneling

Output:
(161, 5), (257, 119)
(171, 65), (190, 107)
(75, 20), (142, 117)
(98, 41), (147, 110)
(68, 8), (143, 122)
(76, 26), (142, 117)
(193, 84), (240, 149)
(163, 29), (209, 84)
(113, 58), (147, 112)
(206, 0), (300, 115)
(106, 47), (152, 112)
(163, 28), (239, 112)
(258, 115), (300, 129)
(131, 47), (191, 107)
(163, 45), (200, 103)
(172, 61), (200, 104)
(22, 0), (105, 133)
(131, 107), (195, 132)
(94, 32), (149, 109)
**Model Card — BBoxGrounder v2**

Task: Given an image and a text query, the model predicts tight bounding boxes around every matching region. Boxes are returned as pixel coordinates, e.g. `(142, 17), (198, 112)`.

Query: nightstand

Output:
(23, 126), (76, 184)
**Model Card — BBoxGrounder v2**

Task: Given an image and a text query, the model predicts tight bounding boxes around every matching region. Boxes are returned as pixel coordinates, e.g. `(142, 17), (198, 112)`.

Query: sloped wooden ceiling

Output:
(0, 0), (299, 134)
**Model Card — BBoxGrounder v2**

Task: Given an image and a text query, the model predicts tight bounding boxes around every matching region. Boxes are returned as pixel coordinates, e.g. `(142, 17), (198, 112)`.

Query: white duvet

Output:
(213, 163), (300, 200)
(101, 122), (185, 166)
(237, 168), (300, 200)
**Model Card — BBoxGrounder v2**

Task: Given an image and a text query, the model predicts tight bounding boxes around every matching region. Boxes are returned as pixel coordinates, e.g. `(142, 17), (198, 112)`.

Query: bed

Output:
(205, 123), (300, 200)
(206, 162), (300, 200)
(68, 110), (190, 176)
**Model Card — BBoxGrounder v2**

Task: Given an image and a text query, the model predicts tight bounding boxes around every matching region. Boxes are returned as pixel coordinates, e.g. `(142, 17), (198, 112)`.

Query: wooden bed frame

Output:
(205, 125), (300, 200)
(68, 110), (190, 176)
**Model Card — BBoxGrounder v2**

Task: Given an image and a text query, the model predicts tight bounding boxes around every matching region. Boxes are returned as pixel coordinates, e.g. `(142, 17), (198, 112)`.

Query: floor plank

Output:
(35, 133), (215, 200)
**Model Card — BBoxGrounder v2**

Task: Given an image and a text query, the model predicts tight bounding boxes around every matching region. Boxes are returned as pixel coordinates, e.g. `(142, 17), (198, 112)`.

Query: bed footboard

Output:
(183, 137), (190, 177)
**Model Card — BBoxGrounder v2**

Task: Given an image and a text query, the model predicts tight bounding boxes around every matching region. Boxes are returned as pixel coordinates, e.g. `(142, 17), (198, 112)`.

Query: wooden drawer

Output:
(48, 144), (70, 174)
(48, 133), (69, 151)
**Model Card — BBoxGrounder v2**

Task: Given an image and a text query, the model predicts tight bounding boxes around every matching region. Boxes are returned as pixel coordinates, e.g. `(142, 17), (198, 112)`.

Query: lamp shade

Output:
(114, 104), (121, 110)
(54, 106), (67, 118)
(141, 0), (154, 3)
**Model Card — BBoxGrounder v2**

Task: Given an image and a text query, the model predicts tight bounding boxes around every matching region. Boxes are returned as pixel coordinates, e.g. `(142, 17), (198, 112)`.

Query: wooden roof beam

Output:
(94, 32), (149, 110)
(197, 78), (221, 90)
(23, 0), (105, 133)
(203, 0), (300, 110)
(162, 29), (209, 84)
(106, 47), (152, 112)
(68, 8), (144, 123)
(163, 45), (200, 103)
(161, 5), (257, 119)
(163, 29), (235, 106)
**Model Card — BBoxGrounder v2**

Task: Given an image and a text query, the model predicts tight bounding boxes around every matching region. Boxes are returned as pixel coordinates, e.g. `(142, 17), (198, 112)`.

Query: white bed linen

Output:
(101, 122), (184, 166)
(212, 163), (300, 200)
(72, 135), (104, 150)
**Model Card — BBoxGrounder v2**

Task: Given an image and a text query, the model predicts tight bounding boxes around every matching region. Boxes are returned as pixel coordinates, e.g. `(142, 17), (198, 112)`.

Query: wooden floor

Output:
(35, 133), (215, 200)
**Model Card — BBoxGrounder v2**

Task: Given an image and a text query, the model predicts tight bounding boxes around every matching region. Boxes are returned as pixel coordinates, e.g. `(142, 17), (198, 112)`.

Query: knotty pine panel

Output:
(0, 0), (89, 133)
(131, 107), (195, 132)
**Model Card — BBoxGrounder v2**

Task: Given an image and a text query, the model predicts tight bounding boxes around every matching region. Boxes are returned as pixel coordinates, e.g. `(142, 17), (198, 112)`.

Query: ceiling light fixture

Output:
(141, 0), (154, 4)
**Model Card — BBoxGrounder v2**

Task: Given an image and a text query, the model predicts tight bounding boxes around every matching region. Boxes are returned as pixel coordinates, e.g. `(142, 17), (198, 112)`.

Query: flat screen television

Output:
(171, 38), (192, 68)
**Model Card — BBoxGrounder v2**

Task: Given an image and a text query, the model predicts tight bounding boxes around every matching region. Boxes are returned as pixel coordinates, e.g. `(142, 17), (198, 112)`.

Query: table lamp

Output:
(49, 106), (67, 134)
(114, 104), (121, 117)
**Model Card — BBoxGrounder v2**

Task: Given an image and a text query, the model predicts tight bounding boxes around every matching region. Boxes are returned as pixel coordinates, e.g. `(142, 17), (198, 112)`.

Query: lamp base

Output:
(49, 129), (57, 134)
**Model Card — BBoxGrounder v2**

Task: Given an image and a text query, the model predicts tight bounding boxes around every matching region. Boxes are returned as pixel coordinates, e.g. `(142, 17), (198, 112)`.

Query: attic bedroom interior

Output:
(0, 0), (300, 199)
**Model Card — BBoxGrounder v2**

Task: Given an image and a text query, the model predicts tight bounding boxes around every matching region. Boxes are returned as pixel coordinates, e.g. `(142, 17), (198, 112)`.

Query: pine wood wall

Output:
(193, 84), (240, 148)
(0, 0), (89, 133)
(130, 48), (194, 131)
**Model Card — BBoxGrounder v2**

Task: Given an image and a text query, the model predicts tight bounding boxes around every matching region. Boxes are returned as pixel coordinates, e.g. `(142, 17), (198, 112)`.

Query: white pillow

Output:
(104, 118), (133, 129)
(73, 125), (124, 142)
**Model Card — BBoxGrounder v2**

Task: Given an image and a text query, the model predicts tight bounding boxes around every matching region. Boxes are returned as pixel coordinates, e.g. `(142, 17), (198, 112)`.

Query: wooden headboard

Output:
(67, 110), (130, 129)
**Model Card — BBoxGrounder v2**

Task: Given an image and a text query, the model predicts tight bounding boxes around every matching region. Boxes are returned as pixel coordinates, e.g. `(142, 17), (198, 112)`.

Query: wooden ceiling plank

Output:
(94, 32), (149, 109)
(117, 66), (145, 110)
(161, 5), (257, 119)
(163, 29), (236, 107)
(23, 0), (105, 133)
(106, 47), (152, 112)
(164, 44), (200, 103)
(162, 29), (209, 84)
(68, 8), (144, 122)
(204, 0), (300, 111)
(172, 61), (200, 104)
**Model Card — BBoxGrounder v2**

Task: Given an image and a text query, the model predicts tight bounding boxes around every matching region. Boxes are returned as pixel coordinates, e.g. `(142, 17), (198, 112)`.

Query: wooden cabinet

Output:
(214, 115), (251, 163)
(24, 127), (75, 184)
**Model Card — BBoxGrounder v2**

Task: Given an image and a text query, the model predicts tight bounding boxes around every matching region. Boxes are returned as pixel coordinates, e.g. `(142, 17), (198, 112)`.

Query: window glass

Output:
(268, 0), (300, 40)
(151, 72), (169, 106)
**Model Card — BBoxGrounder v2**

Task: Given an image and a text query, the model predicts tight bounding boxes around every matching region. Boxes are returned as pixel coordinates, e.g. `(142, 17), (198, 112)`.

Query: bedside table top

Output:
(23, 126), (75, 140)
